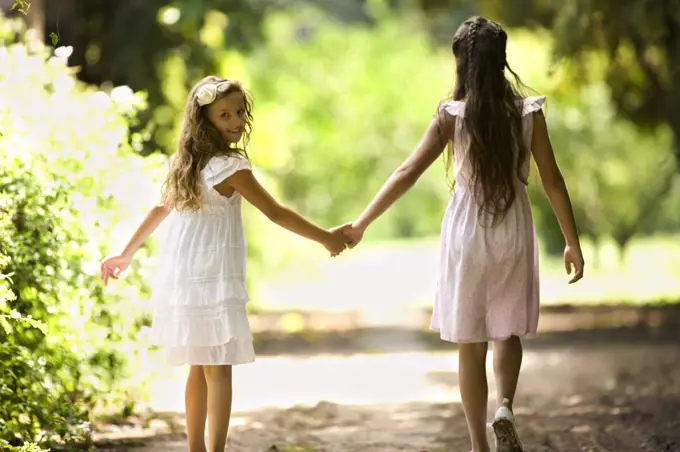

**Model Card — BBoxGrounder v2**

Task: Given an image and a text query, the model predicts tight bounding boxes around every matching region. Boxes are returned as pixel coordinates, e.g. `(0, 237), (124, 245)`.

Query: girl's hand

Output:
(564, 244), (584, 284)
(100, 254), (132, 286)
(325, 227), (350, 257)
(339, 222), (365, 249)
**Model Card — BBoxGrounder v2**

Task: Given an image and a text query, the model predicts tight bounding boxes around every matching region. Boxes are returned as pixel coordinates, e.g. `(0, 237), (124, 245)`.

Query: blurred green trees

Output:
(418, 0), (680, 165)
(1, 1), (679, 447)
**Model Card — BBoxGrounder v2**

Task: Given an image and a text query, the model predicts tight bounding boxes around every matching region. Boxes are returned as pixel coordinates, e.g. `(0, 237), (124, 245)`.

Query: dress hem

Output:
(166, 357), (256, 367)
(429, 327), (537, 344)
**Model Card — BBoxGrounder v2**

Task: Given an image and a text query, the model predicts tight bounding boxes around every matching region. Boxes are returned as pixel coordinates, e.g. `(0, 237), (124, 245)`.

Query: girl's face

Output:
(205, 91), (246, 143)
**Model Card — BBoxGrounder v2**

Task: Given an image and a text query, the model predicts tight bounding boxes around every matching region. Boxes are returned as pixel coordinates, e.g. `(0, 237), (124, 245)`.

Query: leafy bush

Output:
(0, 13), (164, 448)
(0, 159), (93, 447)
(1, 442), (51, 452)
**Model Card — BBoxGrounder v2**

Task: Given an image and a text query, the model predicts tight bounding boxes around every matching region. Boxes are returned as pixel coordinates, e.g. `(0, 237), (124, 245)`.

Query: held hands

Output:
(322, 222), (366, 257)
(564, 244), (584, 284)
(323, 222), (366, 257)
(324, 225), (351, 257)
(339, 222), (364, 249)
(100, 254), (132, 286)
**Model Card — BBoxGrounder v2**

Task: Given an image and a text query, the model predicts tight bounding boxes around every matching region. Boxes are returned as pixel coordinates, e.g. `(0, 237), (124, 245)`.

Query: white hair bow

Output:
(196, 80), (231, 106)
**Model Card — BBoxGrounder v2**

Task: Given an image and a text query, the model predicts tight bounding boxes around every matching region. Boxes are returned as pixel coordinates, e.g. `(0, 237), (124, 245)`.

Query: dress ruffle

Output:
(164, 339), (255, 366)
(151, 302), (250, 346)
(151, 276), (250, 307)
(439, 96), (547, 119)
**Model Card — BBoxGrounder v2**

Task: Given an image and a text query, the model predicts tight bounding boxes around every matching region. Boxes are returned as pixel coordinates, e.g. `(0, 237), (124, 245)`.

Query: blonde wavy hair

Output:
(160, 76), (254, 212)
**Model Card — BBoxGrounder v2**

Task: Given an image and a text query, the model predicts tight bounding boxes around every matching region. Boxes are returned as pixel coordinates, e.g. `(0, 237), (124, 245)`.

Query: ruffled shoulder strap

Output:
(439, 97), (546, 119)
(439, 101), (466, 118)
(521, 96), (546, 116)
(203, 154), (252, 187)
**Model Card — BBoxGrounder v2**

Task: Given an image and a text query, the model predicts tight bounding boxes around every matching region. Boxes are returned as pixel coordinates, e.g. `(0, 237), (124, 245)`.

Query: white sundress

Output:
(149, 154), (255, 366)
(429, 96), (546, 343)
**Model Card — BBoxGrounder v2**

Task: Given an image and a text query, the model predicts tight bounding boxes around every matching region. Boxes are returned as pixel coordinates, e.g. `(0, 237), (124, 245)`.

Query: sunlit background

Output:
(1, 0), (679, 451)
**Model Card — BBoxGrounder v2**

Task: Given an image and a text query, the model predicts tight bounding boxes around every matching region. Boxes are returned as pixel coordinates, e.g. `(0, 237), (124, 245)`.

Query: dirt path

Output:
(98, 338), (680, 451)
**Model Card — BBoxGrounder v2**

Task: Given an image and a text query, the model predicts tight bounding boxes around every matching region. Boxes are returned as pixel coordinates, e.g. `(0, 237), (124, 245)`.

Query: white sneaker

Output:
(491, 399), (524, 452)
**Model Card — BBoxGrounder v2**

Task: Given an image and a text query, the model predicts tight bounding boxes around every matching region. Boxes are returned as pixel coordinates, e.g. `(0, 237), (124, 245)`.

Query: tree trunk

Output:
(590, 235), (600, 270)
(669, 73), (680, 169)
(614, 236), (630, 270)
(26, 0), (44, 42)
(663, 1), (680, 168)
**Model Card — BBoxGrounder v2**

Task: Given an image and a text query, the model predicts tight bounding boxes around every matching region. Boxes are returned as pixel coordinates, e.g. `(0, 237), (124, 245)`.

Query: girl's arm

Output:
(530, 110), (584, 282)
(530, 111), (580, 247)
(100, 203), (171, 285)
(353, 111), (453, 232)
(218, 171), (347, 255)
(119, 204), (172, 257)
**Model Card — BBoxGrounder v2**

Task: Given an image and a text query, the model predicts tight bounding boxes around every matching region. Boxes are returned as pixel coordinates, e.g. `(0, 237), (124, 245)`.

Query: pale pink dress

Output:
(429, 96), (546, 343)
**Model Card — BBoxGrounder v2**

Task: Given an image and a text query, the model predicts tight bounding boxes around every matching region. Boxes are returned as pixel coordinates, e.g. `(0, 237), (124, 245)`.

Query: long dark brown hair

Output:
(161, 76), (254, 212)
(446, 16), (530, 225)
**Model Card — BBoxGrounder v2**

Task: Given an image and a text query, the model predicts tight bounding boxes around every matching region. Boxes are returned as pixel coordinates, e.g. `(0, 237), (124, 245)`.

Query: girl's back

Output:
(427, 16), (550, 344)
(430, 96), (544, 344)
(441, 96), (545, 191)
(158, 154), (251, 296)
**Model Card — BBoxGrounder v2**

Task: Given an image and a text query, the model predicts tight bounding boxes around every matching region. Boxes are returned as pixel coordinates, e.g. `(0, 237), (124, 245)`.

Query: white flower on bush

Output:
(48, 46), (74, 68)
(92, 91), (112, 111)
(52, 74), (75, 93)
(54, 45), (73, 59)
(111, 85), (134, 104)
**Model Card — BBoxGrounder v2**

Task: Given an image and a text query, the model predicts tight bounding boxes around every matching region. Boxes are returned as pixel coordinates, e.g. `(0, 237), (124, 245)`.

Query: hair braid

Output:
(447, 16), (533, 226)
(466, 18), (479, 88)
(494, 24), (507, 71)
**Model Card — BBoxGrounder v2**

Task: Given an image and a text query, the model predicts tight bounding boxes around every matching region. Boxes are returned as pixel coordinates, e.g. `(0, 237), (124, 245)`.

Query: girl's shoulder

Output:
(205, 151), (249, 164)
(438, 96), (547, 118)
(203, 152), (250, 172)
(202, 152), (252, 185)
(438, 100), (466, 118)
(520, 96), (547, 116)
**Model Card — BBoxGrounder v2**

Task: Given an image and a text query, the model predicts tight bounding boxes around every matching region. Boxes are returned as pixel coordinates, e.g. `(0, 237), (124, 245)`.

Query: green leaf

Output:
(10, 1), (31, 16)
(48, 32), (59, 46)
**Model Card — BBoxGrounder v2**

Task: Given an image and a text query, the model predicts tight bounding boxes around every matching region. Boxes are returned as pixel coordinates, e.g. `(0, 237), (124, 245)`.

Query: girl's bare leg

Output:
(203, 365), (233, 452)
(492, 335), (523, 411)
(458, 342), (491, 452)
(186, 365), (208, 452)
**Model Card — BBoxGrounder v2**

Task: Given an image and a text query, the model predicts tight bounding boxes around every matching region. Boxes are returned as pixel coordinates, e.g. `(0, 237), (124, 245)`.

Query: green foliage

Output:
(518, 37), (680, 256)
(0, 160), (93, 447)
(542, 82), (676, 249)
(0, 13), (162, 447)
(34, 1), (387, 155)
(1, 442), (50, 452)
(10, 0), (31, 16)
(548, 1), (679, 129)
(460, 0), (680, 164)
(32, 0), (280, 156)
(246, 7), (452, 237)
